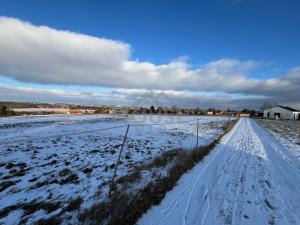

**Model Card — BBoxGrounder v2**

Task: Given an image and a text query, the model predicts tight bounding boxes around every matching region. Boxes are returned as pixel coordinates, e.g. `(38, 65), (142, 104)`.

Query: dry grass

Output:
(22, 201), (61, 215)
(257, 119), (300, 146)
(65, 197), (83, 212)
(0, 120), (236, 225)
(0, 180), (16, 192)
(0, 200), (61, 223)
(36, 217), (61, 225)
(79, 120), (237, 225)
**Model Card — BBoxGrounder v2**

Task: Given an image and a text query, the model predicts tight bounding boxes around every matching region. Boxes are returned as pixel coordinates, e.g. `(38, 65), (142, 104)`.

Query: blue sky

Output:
(0, 0), (299, 109)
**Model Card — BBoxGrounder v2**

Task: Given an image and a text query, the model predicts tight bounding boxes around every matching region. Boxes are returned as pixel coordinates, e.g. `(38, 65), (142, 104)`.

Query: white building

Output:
(11, 108), (96, 115)
(239, 113), (250, 117)
(110, 106), (129, 118)
(263, 105), (300, 120)
(11, 108), (69, 114)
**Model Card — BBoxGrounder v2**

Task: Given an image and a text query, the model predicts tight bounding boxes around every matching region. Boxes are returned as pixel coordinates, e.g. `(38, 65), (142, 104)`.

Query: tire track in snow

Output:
(218, 120), (253, 225)
(147, 120), (243, 225)
(181, 120), (244, 225)
(138, 118), (300, 225)
(250, 120), (300, 224)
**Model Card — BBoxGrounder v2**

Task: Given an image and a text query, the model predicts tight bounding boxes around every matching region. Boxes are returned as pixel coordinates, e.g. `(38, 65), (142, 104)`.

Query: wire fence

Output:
(0, 115), (231, 198)
(0, 118), (201, 145)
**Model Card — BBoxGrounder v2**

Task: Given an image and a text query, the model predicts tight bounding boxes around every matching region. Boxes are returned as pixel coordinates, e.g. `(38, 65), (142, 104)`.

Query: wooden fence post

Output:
(196, 119), (199, 148)
(216, 116), (219, 137)
(109, 124), (130, 197)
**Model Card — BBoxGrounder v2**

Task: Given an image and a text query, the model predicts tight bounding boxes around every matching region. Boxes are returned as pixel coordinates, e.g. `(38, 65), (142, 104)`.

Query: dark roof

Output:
(275, 105), (300, 112)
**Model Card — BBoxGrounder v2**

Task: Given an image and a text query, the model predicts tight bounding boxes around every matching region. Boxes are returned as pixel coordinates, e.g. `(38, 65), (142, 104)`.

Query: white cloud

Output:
(282, 67), (300, 84)
(0, 84), (287, 110)
(0, 16), (299, 103)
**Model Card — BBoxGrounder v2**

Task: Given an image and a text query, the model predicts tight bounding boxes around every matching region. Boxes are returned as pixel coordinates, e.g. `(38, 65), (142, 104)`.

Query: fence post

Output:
(109, 124), (130, 197)
(196, 119), (199, 148)
(216, 116), (219, 137)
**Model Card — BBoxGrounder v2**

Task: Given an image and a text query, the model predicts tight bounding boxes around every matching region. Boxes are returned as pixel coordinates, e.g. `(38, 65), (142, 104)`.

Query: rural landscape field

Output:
(1, 114), (299, 225)
(1, 0), (300, 225)
(0, 114), (229, 224)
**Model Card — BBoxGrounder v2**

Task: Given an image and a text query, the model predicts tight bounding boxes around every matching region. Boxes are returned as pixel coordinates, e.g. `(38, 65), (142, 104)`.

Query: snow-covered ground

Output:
(257, 119), (300, 160)
(138, 118), (300, 225)
(0, 114), (229, 224)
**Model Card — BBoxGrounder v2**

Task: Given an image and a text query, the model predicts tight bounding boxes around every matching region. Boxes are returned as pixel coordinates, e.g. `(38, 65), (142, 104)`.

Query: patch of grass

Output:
(78, 201), (108, 223)
(36, 216), (61, 225)
(82, 167), (93, 174)
(0, 201), (61, 221)
(89, 149), (100, 154)
(14, 169), (26, 177)
(0, 180), (16, 192)
(50, 160), (58, 165)
(79, 120), (237, 225)
(22, 201), (61, 215)
(65, 197), (83, 211)
(116, 150), (180, 187)
(59, 168), (72, 177)
(9, 169), (17, 174)
(60, 173), (79, 185)
(3, 167), (28, 180)
(16, 162), (27, 168)
(0, 204), (20, 219)
(109, 164), (115, 169)
(33, 179), (59, 189)
(28, 177), (39, 182)
(5, 162), (14, 169)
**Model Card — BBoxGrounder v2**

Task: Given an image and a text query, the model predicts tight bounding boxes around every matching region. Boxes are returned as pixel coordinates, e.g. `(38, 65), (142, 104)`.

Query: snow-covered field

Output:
(0, 114), (229, 224)
(257, 119), (300, 160)
(138, 118), (300, 225)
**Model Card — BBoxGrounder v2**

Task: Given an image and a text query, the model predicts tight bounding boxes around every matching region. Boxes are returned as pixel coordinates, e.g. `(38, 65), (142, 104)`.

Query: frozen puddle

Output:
(138, 118), (300, 225)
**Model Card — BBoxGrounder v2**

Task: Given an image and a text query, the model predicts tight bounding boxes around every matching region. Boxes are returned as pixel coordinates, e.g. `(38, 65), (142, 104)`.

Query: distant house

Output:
(263, 105), (300, 120)
(11, 107), (95, 115)
(110, 106), (129, 117)
(207, 111), (214, 116)
(68, 109), (84, 114)
(68, 109), (95, 114)
(11, 108), (69, 114)
(239, 113), (250, 117)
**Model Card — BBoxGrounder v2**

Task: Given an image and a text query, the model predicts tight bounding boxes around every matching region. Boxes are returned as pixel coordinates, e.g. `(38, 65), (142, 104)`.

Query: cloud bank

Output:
(0, 84), (275, 109)
(0, 16), (299, 108)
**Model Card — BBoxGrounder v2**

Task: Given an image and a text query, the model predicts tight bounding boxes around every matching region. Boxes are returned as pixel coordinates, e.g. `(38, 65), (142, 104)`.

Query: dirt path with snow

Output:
(138, 118), (300, 225)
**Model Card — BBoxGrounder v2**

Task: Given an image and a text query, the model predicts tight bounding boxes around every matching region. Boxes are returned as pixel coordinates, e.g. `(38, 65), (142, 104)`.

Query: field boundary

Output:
(78, 119), (238, 225)
(0, 116), (233, 225)
(0, 118), (200, 145)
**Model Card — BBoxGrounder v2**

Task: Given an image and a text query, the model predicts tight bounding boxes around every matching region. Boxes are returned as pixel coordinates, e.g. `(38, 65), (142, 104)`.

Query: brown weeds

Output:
(79, 120), (237, 225)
